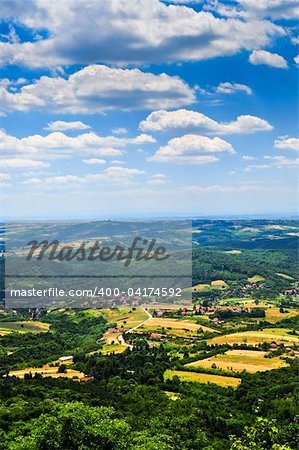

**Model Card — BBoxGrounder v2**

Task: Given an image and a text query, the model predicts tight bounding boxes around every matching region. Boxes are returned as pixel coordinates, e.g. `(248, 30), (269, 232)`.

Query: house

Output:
(150, 333), (162, 339)
(156, 310), (163, 318)
(108, 327), (117, 333)
(59, 356), (73, 362)
(270, 342), (278, 349)
(80, 376), (94, 382)
(212, 317), (219, 324)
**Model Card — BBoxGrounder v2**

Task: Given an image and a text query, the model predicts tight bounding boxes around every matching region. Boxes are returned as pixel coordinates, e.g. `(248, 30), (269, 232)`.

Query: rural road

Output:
(127, 305), (153, 333)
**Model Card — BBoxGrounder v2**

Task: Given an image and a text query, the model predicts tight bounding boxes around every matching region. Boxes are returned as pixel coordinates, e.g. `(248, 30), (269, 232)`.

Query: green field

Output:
(0, 321), (50, 333)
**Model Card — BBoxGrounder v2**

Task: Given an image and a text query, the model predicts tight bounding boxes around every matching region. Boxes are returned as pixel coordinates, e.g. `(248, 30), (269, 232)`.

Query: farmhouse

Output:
(59, 356), (73, 362)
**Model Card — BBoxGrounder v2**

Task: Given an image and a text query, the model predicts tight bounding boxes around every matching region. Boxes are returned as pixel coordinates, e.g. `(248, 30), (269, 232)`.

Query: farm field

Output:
(9, 364), (85, 379)
(186, 350), (288, 373)
(164, 370), (241, 388)
(264, 307), (299, 323)
(208, 328), (299, 345)
(247, 275), (265, 283)
(100, 307), (149, 330)
(0, 321), (50, 333)
(138, 317), (218, 336)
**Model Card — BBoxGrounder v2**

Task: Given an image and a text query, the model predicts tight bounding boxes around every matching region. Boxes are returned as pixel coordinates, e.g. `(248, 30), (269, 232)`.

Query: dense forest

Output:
(0, 356), (298, 449)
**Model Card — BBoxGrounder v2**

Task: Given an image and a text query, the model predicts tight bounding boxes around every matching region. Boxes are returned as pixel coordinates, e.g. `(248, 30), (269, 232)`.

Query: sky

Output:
(0, 0), (298, 219)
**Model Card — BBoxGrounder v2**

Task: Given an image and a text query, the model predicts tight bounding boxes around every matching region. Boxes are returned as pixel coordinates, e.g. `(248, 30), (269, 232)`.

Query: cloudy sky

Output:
(0, 0), (298, 219)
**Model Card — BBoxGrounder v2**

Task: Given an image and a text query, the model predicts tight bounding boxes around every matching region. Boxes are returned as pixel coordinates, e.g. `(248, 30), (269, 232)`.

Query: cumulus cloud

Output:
(0, 159), (49, 169)
(139, 109), (272, 134)
(0, 65), (195, 114)
(242, 155), (256, 160)
(0, 128), (155, 160)
(274, 136), (299, 151)
(215, 82), (252, 95)
(249, 50), (288, 68)
(0, 0), (285, 68)
(45, 121), (91, 131)
(236, 0), (299, 20)
(148, 134), (234, 164)
(294, 55), (299, 65)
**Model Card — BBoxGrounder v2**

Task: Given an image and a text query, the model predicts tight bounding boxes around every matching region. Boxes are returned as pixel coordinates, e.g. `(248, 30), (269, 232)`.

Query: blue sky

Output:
(0, 0), (298, 219)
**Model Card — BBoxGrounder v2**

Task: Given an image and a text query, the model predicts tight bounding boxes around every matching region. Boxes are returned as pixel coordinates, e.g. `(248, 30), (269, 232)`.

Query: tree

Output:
(57, 364), (67, 374)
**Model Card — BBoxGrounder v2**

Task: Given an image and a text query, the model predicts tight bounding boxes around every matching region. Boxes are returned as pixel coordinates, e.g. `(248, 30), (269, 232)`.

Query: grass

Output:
(247, 275), (265, 283)
(192, 284), (210, 292)
(101, 307), (148, 330)
(164, 370), (241, 388)
(101, 344), (127, 354)
(276, 273), (294, 280)
(0, 321), (50, 333)
(186, 350), (288, 373)
(208, 328), (299, 345)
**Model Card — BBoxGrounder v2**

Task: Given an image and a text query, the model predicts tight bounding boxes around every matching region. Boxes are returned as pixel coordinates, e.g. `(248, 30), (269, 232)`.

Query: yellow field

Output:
(223, 250), (242, 254)
(247, 275), (265, 283)
(208, 328), (299, 345)
(264, 308), (299, 324)
(186, 350), (288, 373)
(211, 280), (228, 288)
(0, 321), (50, 333)
(140, 317), (217, 336)
(0, 330), (12, 335)
(164, 370), (241, 388)
(9, 364), (85, 379)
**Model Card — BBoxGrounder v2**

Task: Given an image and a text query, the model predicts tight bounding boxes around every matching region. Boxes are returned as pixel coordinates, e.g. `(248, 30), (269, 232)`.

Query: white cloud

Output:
(148, 134), (234, 164)
(249, 50), (288, 68)
(147, 173), (169, 185)
(236, 0), (299, 20)
(0, 128), (155, 160)
(244, 164), (271, 172)
(140, 109), (272, 134)
(82, 158), (106, 165)
(24, 166), (146, 187)
(294, 55), (299, 65)
(0, 0), (285, 68)
(274, 136), (299, 151)
(112, 128), (128, 135)
(0, 159), (49, 169)
(216, 82), (252, 95)
(45, 121), (91, 131)
(0, 65), (195, 114)
(242, 155), (256, 160)
(265, 155), (299, 168)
